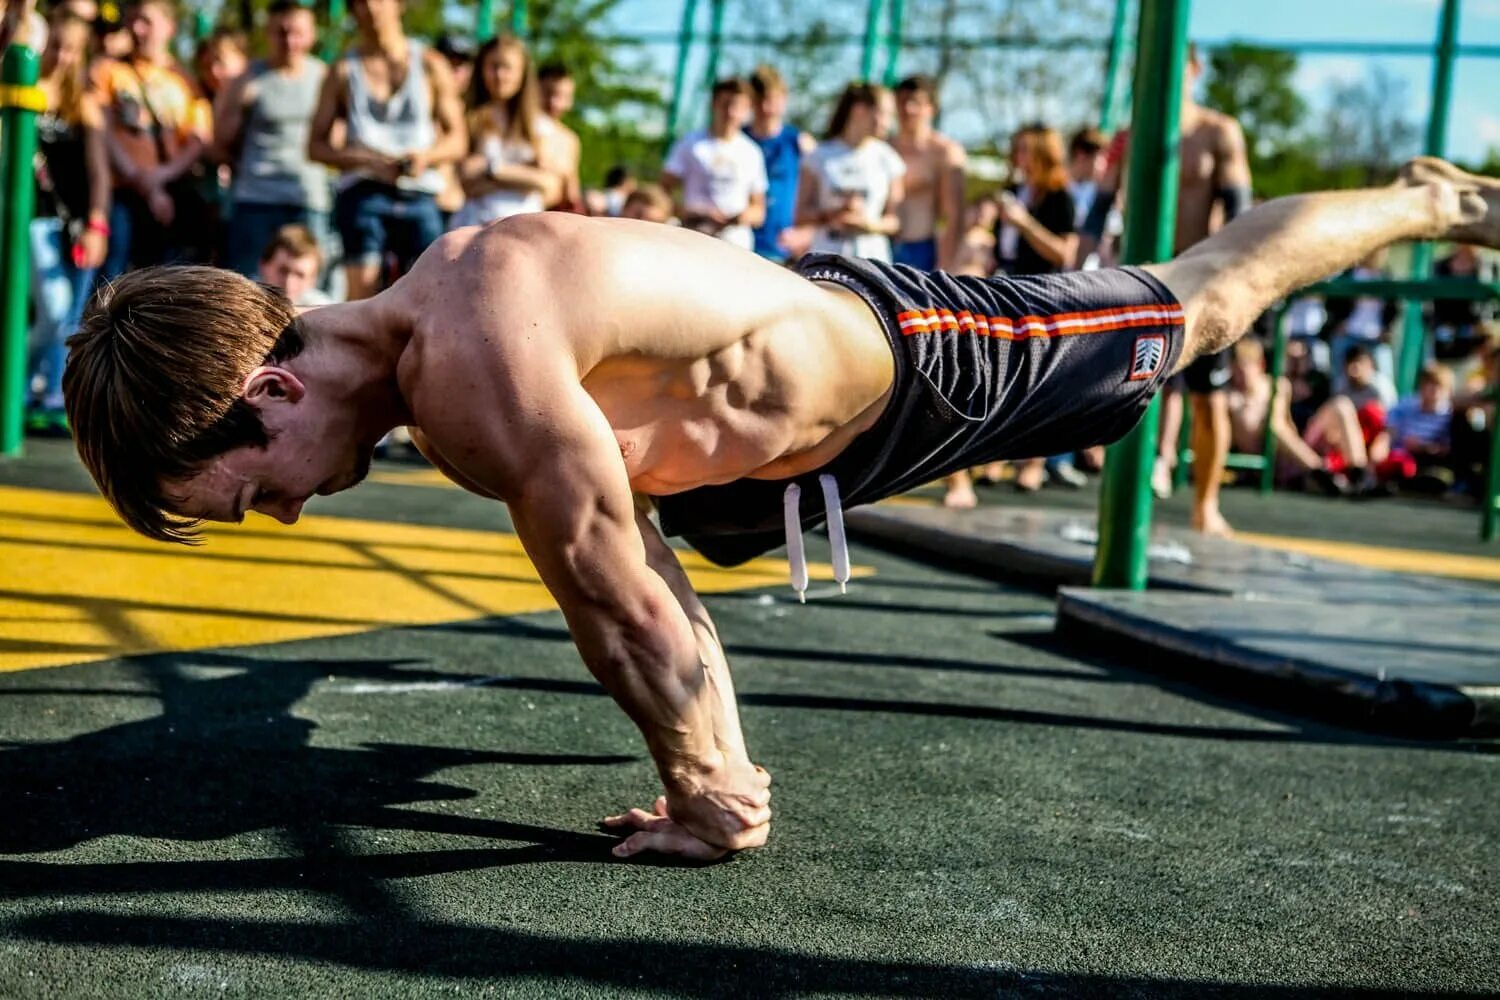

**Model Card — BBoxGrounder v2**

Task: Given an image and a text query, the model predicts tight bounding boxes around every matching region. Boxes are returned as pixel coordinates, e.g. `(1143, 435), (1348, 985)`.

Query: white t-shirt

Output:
(806, 138), (906, 262)
(663, 128), (768, 251)
(452, 116), (555, 228)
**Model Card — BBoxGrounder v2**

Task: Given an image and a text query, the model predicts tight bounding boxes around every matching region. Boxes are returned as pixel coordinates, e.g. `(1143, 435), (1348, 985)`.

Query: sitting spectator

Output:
(1326, 249), (1397, 391)
(620, 182), (672, 223)
(662, 77), (766, 251)
(92, 0), (210, 276)
(1228, 339), (1374, 494)
(1432, 243), (1490, 361)
(308, 0), (466, 300)
(1340, 343), (1397, 411)
(213, 0), (330, 278)
(586, 164), (634, 217)
(797, 82), (904, 262)
(453, 34), (560, 228)
(258, 223), (332, 307)
(26, 10), (110, 433)
(1383, 364), (1455, 490)
(1449, 332), (1498, 496)
(745, 65), (814, 262)
(538, 61), (582, 210)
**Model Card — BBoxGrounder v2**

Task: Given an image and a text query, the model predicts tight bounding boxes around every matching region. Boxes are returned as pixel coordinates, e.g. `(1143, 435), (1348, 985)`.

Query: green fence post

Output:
(1099, 0), (1131, 131)
(704, 0), (726, 90)
(1398, 0), (1461, 395)
(510, 0), (528, 38)
(323, 0), (345, 63)
(1092, 0), (1190, 590)
(882, 0), (905, 86)
(194, 7), (212, 39)
(1260, 308), (1289, 495)
(475, 0), (495, 42)
(0, 45), (41, 458)
(665, 0), (700, 144)
(861, 0), (883, 82)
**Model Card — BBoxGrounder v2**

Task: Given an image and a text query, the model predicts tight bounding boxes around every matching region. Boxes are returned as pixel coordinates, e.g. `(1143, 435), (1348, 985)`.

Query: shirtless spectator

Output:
(308, 0), (466, 300)
(661, 78), (766, 252)
(891, 74), (965, 273)
(538, 62), (582, 211)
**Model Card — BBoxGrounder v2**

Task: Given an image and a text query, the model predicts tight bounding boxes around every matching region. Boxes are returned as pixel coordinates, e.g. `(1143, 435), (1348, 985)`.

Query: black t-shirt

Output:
(1000, 186), (1077, 276)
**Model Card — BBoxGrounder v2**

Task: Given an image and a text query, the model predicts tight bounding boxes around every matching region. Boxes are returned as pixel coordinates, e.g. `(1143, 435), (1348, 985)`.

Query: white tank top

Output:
(342, 41), (444, 195)
(451, 116), (554, 227)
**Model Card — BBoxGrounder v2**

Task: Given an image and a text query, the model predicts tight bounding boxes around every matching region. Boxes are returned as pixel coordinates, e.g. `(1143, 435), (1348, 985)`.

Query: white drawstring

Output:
(783, 476), (850, 601)
(783, 484), (808, 603)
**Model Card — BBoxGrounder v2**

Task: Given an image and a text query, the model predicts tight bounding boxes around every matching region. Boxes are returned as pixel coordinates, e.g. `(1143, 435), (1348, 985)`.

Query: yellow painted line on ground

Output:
(367, 467), (458, 488)
(1236, 531), (1500, 583)
(0, 485), (869, 674)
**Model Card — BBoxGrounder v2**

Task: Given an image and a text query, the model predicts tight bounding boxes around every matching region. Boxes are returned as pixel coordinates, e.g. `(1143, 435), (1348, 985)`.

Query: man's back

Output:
(1174, 103), (1247, 253)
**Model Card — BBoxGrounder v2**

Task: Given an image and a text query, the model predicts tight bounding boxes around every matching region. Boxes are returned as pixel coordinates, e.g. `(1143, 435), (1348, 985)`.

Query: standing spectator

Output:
(1325, 249), (1397, 390)
(91, 0), (210, 277)
(949, 194), (998, 278)
(995, 125), (1083, 493)
(586, 164), (634, 217)
(453, 34), (560, 228)
(433, 33), (475, 94)
(661, 78), (766, 252)
(537, 62), (582, 211)
(744, 64), (813, 263)
(26, 11), (110, 432)
(308, 0), (466, 300)
(1432, 244), (1489, 360)
(92, 6), (132, 59)
(0, 0), (47, 54)
(797, 82), (904, 262)
(213, 0), (330, 278)
(193, 28), (247, 264)
(257, 223), (332, 307)
(1067, 127), (1105, 253)
(193, 26), (246, 102)
(890, 74), (965, 272)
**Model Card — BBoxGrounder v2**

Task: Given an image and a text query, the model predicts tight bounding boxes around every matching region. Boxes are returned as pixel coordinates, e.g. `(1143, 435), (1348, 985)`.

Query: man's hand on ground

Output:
(604, 764), (772, 859)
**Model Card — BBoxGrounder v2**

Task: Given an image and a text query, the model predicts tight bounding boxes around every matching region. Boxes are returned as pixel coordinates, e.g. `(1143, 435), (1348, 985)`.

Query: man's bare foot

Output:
(1191, 505), (1234, 538)
(1015, 459), (1046, 492)
(1398, 156), (1499, 247)
(944, 480), (978, 509)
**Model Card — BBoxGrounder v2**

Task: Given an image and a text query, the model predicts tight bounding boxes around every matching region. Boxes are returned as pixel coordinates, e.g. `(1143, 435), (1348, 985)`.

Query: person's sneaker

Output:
(1051, 462), (1088, 489)
(1151, 456), (1173, 500)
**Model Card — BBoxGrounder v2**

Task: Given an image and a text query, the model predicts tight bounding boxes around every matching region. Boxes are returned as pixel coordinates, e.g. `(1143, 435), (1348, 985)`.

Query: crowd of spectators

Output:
(13, 0), (1496, 511)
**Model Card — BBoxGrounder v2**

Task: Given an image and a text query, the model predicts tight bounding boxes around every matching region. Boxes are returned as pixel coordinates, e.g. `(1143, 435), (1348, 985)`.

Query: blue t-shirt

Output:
(745, 124), (802, 261)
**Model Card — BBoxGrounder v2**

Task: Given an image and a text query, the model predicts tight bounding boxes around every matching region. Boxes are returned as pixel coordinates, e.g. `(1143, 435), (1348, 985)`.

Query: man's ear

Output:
(241, 366), (307, 404)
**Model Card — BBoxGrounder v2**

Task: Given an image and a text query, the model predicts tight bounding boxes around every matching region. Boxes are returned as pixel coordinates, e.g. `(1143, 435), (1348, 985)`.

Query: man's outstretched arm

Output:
(412, 352), (768, 856)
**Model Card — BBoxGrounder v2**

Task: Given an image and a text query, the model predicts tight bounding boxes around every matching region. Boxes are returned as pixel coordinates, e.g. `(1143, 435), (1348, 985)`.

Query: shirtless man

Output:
(890, 75), (967, 273)
(1084, 45), (1251, 536)
(64, 157), (1500, 860)
(538, 62), (583, 212)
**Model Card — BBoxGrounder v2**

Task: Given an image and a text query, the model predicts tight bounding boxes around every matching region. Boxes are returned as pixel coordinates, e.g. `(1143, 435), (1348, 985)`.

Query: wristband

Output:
(87, 218), (110, 236)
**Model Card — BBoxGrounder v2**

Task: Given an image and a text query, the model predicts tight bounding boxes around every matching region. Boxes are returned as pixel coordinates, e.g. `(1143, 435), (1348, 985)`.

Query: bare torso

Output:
(392, 214), (895, 499)
(1174, 103), (1238, 253)
(892, 130), (961, 245)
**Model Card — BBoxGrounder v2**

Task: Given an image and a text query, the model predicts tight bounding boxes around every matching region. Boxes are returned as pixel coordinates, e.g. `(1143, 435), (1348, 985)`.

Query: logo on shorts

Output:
(1129, 334), (1166, 381)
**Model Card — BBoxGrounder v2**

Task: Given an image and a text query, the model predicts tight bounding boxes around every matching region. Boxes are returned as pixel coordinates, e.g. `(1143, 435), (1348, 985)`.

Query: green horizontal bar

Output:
(1298, 278), (1500, 301)
(1178, 451), (1267, 471)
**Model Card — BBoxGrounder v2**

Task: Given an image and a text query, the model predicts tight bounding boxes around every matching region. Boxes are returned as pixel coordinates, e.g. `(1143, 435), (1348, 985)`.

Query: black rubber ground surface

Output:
(1, 441), (1496, 998)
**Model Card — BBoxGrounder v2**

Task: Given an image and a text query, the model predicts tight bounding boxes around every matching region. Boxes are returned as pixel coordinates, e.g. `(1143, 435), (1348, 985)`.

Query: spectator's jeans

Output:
(225, 201), (332, 279)
(334, 181), (443, 271)
(27, 217), (96, 410)
(101, 190), (196, 281)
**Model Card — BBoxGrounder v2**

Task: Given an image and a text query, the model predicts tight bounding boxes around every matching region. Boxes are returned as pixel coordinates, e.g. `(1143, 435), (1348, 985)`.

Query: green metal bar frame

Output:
(1259, 310), (1290, 496)
(0, 45), (41, 458)
(704, 0), (726, 91)
(1093, 0), (1190, 590)
(1099, 0), (1131, 131)
(665, 0), (700, 145)
(323, 0), (346, 63)
(511, 0), (529, 38)
(882, 0), (905, 86)
(861, 0), (884, 82)
(475, 0), (495, 42)
(1397, 0), (1461, 396)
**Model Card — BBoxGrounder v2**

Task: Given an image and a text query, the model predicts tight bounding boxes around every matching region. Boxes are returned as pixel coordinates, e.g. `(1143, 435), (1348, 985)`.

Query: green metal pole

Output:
(194, 8), (212, 40)
(665, 0), (699, 144)
(323, 0), (345, 63)
(1100, 0), (1131, 131)
(704, 0), (726, 90)
(1398, 0), (1461, 395)
(861, 0), (883, 82)
(1259, 309), (1289, 496)
(1093, 0), (1190, 590)
(510, 0), (528, 38)
(0, 45), (41, 458)
(476, 0), (495, 42)
(882, 0), (905, 86)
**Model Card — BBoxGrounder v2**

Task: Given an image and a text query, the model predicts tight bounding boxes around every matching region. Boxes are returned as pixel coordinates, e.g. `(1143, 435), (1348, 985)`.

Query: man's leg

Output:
(1144, 158), (1500, 368)
(1189, 388), (1233, 536)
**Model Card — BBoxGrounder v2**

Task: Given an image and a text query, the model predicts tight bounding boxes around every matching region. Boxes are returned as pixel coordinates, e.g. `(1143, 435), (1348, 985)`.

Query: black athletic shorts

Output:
(1177, 346), (1232, 394)
(653, 253), (1186, 566)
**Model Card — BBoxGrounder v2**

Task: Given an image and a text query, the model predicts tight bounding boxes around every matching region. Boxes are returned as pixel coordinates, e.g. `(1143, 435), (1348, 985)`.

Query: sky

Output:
(599, 0), (1500, 163)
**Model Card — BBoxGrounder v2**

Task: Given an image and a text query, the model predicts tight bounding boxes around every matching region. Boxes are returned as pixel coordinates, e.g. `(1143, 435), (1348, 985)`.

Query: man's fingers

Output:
(601, 807), (660, 830)
(612, 827), (727, 861)
(653, 795), (669, 817)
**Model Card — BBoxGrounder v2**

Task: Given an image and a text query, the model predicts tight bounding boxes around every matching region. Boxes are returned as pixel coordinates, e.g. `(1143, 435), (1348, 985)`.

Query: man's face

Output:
(1345, 355), (1374, 388)
(712, 91), (750, 130)
(1070, 148), (1103, 183)
(897, 88), (933, 129)
(1419, 378), (1449, 410)
(542, 76), (574, 118)
(269, 9), (316, 61)
(259, 249), (320, 305)
(129, 2), (175, 53)
(756, 87), (786, 120)
(166, 372), (374, 528)
(352, 0), (403, 35)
